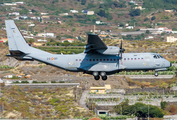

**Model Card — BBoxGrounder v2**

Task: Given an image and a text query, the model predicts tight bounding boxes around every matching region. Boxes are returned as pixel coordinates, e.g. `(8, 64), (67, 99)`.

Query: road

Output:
(114, 75), (174, 79)
(79, 90), (89, 110)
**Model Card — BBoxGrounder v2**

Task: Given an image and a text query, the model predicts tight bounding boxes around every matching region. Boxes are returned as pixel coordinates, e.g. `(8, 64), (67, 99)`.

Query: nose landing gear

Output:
(154, 72), (158, 77)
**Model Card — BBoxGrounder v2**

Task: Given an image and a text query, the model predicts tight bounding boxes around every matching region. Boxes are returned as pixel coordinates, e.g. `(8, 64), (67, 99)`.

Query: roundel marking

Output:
(51, 57), (54, 60)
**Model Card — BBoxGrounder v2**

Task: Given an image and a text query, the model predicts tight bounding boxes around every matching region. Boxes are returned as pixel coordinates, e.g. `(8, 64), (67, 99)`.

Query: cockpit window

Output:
(153, 55), (161, 59)
(153, 55), (157, 59)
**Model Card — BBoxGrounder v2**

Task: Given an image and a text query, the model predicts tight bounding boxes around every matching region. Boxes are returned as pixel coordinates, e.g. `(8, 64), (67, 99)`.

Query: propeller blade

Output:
(120, 40), (124, 65)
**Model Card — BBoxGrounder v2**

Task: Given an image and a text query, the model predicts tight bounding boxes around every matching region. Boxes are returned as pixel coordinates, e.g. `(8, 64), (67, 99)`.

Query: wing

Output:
(84, 34), (107, 53)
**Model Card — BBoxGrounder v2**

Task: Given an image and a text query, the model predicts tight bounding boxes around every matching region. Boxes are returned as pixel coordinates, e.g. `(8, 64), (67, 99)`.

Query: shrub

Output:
(21, 81), (29, 83)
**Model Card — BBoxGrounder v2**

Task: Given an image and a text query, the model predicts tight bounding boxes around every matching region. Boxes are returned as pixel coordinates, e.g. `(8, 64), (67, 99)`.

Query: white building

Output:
(4, 3), (17, 5)
(172, 31), (177, 34)
(96, 21), (104, 25)
(37, 39), (47, 42)
(60, 13), (68, 16)
(9, 12), (20, 16)
(41, 13), (48, 15)
(145, 36), (154, 39)
(166, 36), (177, 42)
(126, 26), (134, 29)
(28, 24), (35, 27)
(37, 33), (55, 37)
(135, 6), (145, 10)
(158, 27), (168, 31)
(30, 17), (37, 20)
(87, 11), (94, 15)
(13, 17), (19, 20)
(15, 2), (24, 4)
(70, 10), (78, 13)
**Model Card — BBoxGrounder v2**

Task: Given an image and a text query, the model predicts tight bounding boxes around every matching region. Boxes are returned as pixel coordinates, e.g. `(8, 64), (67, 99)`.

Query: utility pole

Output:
(44, 30), (46, 41)
(148, 102), (149, 120)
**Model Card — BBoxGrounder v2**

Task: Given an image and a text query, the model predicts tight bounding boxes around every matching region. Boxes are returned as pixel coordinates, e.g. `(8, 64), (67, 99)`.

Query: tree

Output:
(27, 39), (34, 44)
(114, 99), (129, 114)
(56, 35), (61, 40)
(144, 17), (149, 22)
(146, 30), (150, 34)
(161, 101), (168, 110)
(81, 0), (86, 5)
(97, 9), (105, 17)
(151, 16), (156, 21)
(124, 103), (164, 118)
(129, 9), (141, 17)
(49, 39), (55, 42)
(105, 12), (113, 20)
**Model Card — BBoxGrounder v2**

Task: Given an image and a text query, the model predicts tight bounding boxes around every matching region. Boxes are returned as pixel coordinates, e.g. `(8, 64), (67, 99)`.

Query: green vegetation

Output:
(0, 86), (93, 119)
(36, 46), (85, 54)
(114, 100), (164, 118)
(143, 0), (177, 10)
(129, 9), (141, 17)
(21, 81), (29, 83)
(117, 71), (176, 75)
(0, 65), (14, 70)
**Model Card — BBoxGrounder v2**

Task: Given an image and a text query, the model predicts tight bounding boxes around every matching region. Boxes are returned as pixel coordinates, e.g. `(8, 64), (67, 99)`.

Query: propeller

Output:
(119, 40), (125, 65)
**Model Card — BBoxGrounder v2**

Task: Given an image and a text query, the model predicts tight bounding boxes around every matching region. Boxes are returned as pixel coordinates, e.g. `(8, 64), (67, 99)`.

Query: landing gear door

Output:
(144, 57), (151, 67)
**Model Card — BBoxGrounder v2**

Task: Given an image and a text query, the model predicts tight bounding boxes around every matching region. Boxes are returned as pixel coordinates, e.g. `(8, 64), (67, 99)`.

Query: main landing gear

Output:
(93, 71), (107, 81)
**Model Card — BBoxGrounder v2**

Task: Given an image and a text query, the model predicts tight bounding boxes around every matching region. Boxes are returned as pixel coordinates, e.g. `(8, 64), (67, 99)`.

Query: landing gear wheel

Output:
(155, 72), (158, 77)
(100, 72), (106, 77)
(102, 76), (107, 81)
(94, 76), (100, 80)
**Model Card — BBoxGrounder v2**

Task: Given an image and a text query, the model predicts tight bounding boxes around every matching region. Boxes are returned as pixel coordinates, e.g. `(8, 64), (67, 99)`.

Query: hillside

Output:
(1, 0), (177, 41)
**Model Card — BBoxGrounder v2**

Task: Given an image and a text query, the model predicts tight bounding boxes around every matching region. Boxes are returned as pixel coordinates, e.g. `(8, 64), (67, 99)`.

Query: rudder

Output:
(5, 20), (30, 54)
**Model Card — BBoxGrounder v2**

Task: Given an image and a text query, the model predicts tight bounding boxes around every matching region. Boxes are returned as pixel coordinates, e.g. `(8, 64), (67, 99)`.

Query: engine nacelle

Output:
(96, 46), (120, 55)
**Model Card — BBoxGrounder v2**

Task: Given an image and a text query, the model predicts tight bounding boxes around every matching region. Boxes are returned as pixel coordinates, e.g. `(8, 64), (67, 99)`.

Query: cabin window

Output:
(131, 58), (133, 60)
(110, 59), (112, 61)
(79, 59), (81, 61)
(128, 58), (129, 60)
(76, 59), (78, 61)
(86, 59), (88, 61)
(141, 58), (143, 60)
(100, 59), (102, 61)
(134, 58), (136, 60)
(96, 59), (99, 61)
(114, 59), (116, 61)
(107, 59), (109, 61)
(124, 58), (126, 60)
(93, 59), (95, 61)
(103, 59), (105, 61)
(90, 59), (92, 61)
(138, 58), (140, 60)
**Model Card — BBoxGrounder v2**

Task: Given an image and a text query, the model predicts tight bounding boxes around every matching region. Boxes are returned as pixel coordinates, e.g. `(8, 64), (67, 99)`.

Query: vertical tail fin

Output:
(5, 20), (30, 54)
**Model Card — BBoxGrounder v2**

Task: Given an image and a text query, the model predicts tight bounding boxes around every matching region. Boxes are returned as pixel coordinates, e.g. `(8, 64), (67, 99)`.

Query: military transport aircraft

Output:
(5, 20), (171, 80)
